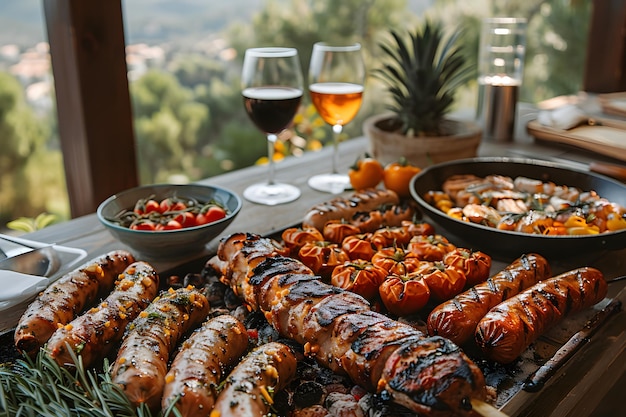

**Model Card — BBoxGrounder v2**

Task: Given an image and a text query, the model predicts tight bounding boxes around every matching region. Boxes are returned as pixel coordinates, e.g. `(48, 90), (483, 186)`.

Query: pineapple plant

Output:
(373, 20), (474, 137)
(363, 19), (482, 167)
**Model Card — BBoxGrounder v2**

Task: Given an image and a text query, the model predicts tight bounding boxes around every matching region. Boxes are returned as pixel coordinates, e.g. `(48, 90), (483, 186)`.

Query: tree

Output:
(0, 72), (64, 226)
(131, 70), (210, 183)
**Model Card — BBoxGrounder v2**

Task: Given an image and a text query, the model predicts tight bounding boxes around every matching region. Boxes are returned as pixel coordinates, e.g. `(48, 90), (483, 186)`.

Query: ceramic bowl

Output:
(97, 183), (242, 260)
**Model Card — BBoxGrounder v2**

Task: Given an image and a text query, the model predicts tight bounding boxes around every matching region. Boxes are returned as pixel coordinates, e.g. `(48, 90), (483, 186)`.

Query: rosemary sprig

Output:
(0, 349), (180, 417)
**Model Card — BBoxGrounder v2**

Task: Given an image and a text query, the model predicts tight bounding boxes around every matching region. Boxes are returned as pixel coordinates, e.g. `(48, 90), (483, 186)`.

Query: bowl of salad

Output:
(97, 183), (242, 259)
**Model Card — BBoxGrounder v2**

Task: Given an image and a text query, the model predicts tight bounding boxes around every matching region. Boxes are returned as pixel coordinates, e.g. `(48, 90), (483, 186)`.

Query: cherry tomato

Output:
(298, 241), (349, 279)
(443, 248), (491, 287)
(130, 221), (156, 231)
(322, 220), (361, 244)
(159, 198), (187, 213)
(144, 199), (160, 214)
(162, 219), (183, 230)
(371, 247), (422, 275)
(370, 226), (413, 250)
(199, 206), (227, 224)
(174, 211), (197, 228)
(331, 260), (387, 301)
(417, 261), (466, 301)
(348, 155), (384, 191)
(341, 234), (376, 261)
(400, 219), (436, 237)
(159, 198), (174, 213)
(383, 158), (421, 198)
(282, 226), (324, 256)
(379, 272), (430, 316)
(133, 198), (159, 215)
(407, 234), (456, 261)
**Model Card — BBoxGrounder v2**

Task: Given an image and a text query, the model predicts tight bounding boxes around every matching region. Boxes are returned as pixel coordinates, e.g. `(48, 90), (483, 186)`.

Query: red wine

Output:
(242, 87), (302, 134)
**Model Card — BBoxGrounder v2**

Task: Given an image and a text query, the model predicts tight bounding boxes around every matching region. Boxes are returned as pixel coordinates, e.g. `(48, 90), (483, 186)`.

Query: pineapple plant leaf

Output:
(373, 20), (474, 136)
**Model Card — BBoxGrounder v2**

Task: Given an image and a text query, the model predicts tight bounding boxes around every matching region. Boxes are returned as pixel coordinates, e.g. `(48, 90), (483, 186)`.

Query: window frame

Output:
(44, 0), (138, 218)
(43, 0), (624, 217)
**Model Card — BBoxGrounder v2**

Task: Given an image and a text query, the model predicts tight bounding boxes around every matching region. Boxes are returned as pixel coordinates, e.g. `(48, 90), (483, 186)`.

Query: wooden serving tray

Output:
(527, 118), (626, 162)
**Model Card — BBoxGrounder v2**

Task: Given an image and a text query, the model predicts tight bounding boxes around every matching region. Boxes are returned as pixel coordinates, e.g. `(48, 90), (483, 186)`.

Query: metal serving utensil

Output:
(506, 150), (626, 182)
(0, 234), (61, 277)
(0, 245), (60, 277)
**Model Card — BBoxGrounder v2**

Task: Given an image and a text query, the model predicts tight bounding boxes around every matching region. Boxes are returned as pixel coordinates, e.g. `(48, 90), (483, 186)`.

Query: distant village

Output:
(0, 37), (236, 116)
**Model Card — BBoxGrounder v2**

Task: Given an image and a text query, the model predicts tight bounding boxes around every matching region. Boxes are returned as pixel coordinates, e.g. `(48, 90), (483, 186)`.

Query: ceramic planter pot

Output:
(363, 113), (482, 167)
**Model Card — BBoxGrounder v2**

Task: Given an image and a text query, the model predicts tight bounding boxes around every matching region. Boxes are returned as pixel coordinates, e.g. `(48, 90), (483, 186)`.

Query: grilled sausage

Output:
(427, 253), (551, 346)
(214, 232), (486, 417)
(46, 261), (159, 368)
(161, 314), (249, 416)
(110, 286), (210, 410)
(302, 188), (400, 231)
(14, 250), (136, 357)
(211, 342), (297, 417)
(475, 267), (608, 364)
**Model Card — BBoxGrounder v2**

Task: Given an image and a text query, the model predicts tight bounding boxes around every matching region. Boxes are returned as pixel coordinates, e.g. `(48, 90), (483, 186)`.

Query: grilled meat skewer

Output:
(210, 232), (486, 417)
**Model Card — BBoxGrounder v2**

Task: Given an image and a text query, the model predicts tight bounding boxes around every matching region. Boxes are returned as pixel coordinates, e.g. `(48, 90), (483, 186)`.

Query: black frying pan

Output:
(410, 157), (626, 260)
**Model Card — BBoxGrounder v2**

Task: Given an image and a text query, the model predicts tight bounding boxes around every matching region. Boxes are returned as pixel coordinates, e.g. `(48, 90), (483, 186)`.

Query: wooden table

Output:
(4, 106), (626, 417)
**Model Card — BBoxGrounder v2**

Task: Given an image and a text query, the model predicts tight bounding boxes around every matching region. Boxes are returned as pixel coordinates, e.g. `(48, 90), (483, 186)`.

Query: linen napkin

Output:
(0, 270), (49, 311)
(537, 104), (588, 130)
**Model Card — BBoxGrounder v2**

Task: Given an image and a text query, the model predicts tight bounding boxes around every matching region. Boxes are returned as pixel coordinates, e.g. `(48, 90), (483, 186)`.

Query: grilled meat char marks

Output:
(14, 250), (136, 357)
(382, 336), (481, 413)
(110, 286), (210, 410)
(46, 261), (160, 368)
(475, 267), (608, 364)
(161, 314), (249, 416)
(427, 253), (551, 346)
(212, 341), (297, 417)
(216, 232), (486, 416)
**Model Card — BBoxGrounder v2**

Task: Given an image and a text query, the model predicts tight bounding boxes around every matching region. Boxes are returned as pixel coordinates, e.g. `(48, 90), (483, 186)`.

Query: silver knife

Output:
(507, 150), (626, 182)
(0, 245), (60, 277)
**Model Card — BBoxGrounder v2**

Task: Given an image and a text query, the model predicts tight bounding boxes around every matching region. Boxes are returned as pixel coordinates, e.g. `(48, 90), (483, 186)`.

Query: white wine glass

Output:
(307, 42), (365, 193)
(241, 47), (304, 205)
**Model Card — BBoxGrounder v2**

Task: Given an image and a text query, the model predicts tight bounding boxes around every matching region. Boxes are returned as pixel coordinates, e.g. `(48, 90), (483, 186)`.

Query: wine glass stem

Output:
(267, 133), (277, 185)
(332, 124), (342, 174)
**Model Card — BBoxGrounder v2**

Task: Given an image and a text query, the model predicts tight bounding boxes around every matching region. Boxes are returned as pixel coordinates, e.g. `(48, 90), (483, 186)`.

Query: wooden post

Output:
(44, 0), (138, 218)
(584, 0), (626, 93)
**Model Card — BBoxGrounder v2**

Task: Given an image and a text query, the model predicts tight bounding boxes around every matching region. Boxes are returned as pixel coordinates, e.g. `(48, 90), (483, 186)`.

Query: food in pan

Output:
(162, 314), (249, 416)
(14, 250), (136, 357)
(46, 261), (160, 368)
(424, 174), (626, 235)
(427, 253), (551, 346)
(110, 286), (210, 409)
(211, 232), (487, 416)
(475, 267), (608, 364)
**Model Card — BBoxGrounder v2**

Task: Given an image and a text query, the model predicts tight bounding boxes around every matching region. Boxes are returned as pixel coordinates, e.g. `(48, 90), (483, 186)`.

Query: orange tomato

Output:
(379, 272), (430, 316)
(322, 220), (361, 244)
(416, 261), (467, 302)
(341, 234), (376, 261)
(372, 247), (422, 275)
(348, 155), (384, 191)
(443, 248), (492, 287)
(331, 260), (387, 301)
(383, 158), (421, 198)
(282, 226), (324, 256)
(407, 234), (456, 261)
(298, 241), (349, 279)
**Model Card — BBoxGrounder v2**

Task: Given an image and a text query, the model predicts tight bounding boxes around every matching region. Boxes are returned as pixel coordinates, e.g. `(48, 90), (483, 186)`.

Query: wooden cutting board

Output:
(526, 119), (626, 162)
